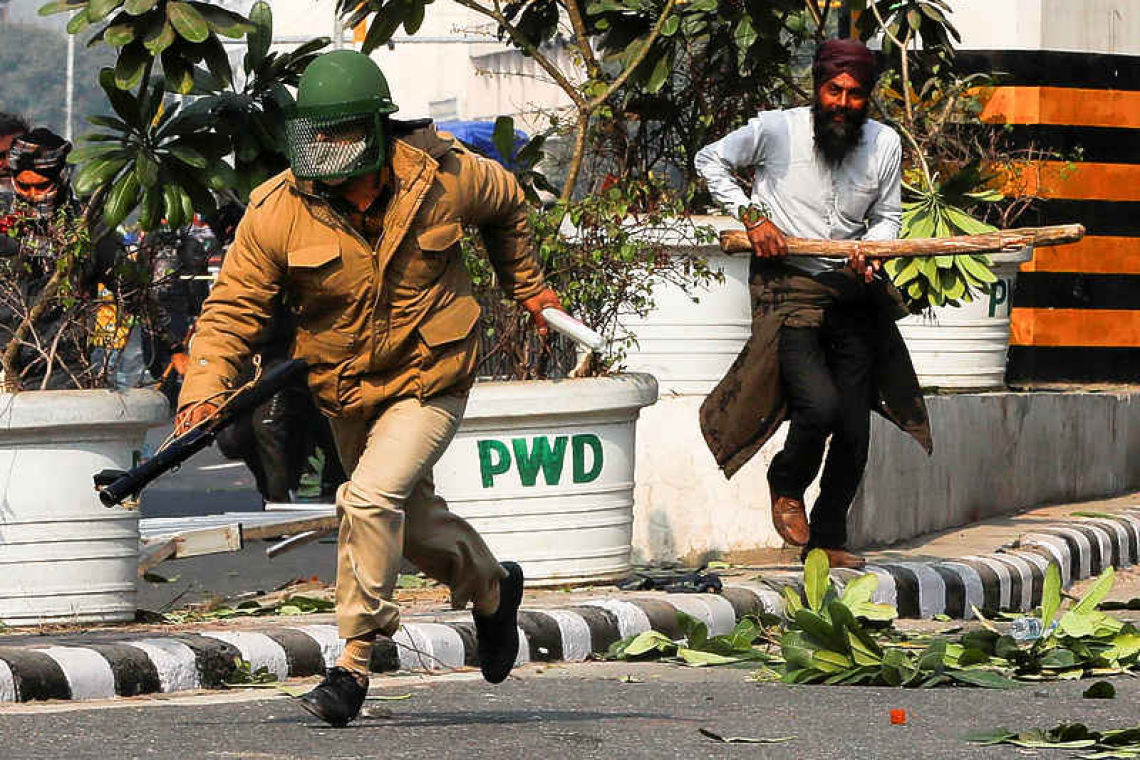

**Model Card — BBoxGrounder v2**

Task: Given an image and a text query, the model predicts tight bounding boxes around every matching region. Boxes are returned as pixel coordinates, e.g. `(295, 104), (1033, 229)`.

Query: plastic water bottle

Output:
(1010, 617), (1043, 642)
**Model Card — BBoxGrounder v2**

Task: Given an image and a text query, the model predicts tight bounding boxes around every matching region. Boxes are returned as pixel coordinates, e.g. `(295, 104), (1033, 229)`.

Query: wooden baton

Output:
(719, 223), (1085, 257)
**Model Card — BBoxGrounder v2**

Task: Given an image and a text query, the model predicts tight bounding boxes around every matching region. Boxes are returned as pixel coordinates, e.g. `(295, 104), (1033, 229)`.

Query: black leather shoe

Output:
(297, 666), (368, 727)
(473, 561), (524, 684)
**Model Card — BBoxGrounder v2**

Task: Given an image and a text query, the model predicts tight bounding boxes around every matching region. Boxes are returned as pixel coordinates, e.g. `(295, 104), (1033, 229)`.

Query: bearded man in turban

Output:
(695, 39), (932, 568)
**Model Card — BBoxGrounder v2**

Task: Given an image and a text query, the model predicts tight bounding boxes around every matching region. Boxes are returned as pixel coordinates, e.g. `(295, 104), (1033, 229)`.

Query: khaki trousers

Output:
(329, 392), (506, 640)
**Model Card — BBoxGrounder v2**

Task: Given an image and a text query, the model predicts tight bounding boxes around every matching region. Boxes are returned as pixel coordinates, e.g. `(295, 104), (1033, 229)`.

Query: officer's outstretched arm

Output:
(461, 152), (547, 303)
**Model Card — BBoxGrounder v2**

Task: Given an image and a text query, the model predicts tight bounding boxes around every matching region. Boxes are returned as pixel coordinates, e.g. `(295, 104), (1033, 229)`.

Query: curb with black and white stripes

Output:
(0, 589), (781, 704)
(760, 508), (1140, 621)
(3, 508), (1139, 704)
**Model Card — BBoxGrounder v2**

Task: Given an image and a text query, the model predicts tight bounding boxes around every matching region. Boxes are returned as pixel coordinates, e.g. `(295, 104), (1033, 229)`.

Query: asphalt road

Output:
(139, 424), (267, 518)
(3, 661), (1139, 759)
(135, 424), (339, 610)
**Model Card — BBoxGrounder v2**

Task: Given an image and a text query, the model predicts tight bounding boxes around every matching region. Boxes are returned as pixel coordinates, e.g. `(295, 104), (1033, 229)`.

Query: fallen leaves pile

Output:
(608, 550), (1140, 690)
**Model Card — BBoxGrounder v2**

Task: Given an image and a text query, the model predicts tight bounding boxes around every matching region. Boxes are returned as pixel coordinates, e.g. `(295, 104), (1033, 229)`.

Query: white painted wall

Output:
(633, 390), (1140, 563)
(949, 0), (1140, 55)
(946, 0), (1045, 50)
(1041, 0), (1140, 55)
(268, 0), (340, 41)
(265, 0), (576, 133)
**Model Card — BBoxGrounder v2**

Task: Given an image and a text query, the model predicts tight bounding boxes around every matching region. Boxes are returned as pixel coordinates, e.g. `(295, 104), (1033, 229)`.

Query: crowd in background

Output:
(0, 112), (344, 506)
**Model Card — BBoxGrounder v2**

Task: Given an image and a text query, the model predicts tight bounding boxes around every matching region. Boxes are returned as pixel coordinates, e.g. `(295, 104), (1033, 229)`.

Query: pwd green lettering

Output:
(988, 278), (1010, 318)
(572, 434), (603, 484)
(478, 439), (511, 488)
(512, 436), (568, 486)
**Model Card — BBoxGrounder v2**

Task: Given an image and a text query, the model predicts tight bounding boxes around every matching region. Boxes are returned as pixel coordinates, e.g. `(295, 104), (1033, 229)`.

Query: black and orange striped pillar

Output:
(959, 50), (1140, 384)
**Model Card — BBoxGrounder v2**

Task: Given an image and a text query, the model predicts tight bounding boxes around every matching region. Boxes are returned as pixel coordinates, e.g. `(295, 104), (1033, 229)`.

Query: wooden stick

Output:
(240, 515), (340, 542)
(138, 539), (178, 576)
(719, 223), (1085, 257)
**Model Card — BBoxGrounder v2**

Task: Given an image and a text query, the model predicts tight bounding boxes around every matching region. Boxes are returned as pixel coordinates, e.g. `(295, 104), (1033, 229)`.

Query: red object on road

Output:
(890, 709), (907, 725)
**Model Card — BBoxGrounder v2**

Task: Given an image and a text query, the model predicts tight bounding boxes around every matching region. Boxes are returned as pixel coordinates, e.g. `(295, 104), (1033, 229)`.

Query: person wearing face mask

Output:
(0, 127), (125, 389)
(174, 50), (565, 727)
(0, 113), (29, 214)
(695, 39), (932, 570)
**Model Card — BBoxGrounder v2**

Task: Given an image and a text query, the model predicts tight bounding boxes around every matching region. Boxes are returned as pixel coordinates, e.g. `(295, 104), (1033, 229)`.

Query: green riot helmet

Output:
(285, 50), (399, 182)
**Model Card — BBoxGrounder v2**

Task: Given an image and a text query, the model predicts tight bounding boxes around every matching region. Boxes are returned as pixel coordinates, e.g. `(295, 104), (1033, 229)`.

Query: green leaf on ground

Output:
(1042, 562), (1062, 629)
(1073, 567), (1116, 616)
(225, 657), (278, 687)
(947, 669), (1021, 689)
(678, 649), (747, 667)
(803, 548), (830, 612)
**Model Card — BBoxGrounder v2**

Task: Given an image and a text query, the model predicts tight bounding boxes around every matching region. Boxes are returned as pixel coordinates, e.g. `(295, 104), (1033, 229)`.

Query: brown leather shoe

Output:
(770, 495), (810, 546)
(801, 547), (866, 570)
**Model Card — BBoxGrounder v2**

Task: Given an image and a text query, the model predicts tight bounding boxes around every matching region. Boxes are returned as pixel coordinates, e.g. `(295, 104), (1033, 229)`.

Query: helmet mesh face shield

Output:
(285, 111), (384, 182)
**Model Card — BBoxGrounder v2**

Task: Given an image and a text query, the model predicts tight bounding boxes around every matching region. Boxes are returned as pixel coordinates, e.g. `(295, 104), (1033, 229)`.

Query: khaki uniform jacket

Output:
(699, 261), (933, 478)
(180, 126), (546, 419)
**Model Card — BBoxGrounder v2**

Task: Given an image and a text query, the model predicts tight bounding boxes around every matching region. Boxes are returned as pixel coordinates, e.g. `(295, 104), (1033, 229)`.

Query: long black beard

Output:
(812, 99), (868, 166)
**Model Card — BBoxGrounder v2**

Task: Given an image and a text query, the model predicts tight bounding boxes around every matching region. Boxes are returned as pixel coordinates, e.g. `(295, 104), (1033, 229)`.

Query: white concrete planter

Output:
(897, 246), (1034, 389)
(434, 374), (658, 586)
(0, 389), (168, 625)
(617, 216), (750, 395)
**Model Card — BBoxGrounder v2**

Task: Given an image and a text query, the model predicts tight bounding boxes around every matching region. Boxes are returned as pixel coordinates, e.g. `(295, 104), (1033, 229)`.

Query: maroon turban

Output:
(812, 39), (877, 91)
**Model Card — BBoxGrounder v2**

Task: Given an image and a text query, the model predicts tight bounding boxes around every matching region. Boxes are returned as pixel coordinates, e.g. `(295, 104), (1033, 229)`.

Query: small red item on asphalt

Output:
(890, 709), (907, 725)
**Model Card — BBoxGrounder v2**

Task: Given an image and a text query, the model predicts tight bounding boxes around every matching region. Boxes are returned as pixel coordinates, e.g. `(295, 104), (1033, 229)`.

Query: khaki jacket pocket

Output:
(417, 222), (463, 252)
(287, 245), (340, 270)
(287, 244), (344, 316)
(418, 296), (481, 347)
(388, 222), (462, 292)
(416, 296), (481, 399)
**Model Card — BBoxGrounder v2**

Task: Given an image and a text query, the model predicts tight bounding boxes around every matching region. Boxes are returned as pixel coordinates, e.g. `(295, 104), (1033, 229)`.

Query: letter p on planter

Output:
(433, 375), (658, 586)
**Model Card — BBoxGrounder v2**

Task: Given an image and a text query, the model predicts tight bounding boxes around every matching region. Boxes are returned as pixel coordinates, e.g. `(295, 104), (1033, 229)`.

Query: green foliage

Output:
(607, 611), (771, 667)
(861, 5), (1043, 314)
(162, 593), (334, 623)
(1083, 681), (1116, 699)
(338, 0), (824, 201)
(852, 0), (960, 61)
(224, 656), (278, 686)
(56, 0), (328, 229)
(41, 0), (254, 94)
(455, 119), (719, 379)
(396, 573), (436, 589)
(604, 550), (1140, 695)
(584, 0), (811, 193)
(463, 170), (719, 379)
(885, 162), (1003, 312)
(775, 559), (1140, 689)
(968, 722), (1140, 756)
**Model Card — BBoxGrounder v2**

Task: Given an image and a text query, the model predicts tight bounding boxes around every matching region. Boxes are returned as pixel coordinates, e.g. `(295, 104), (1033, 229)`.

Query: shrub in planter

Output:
(463, 173), (719, 380)
(886, 163), (1001, 312)
(849, 1), (1055, 316)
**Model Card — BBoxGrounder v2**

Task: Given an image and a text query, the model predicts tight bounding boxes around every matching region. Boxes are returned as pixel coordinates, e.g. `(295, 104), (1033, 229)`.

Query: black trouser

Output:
(767, 274), (876, 550)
